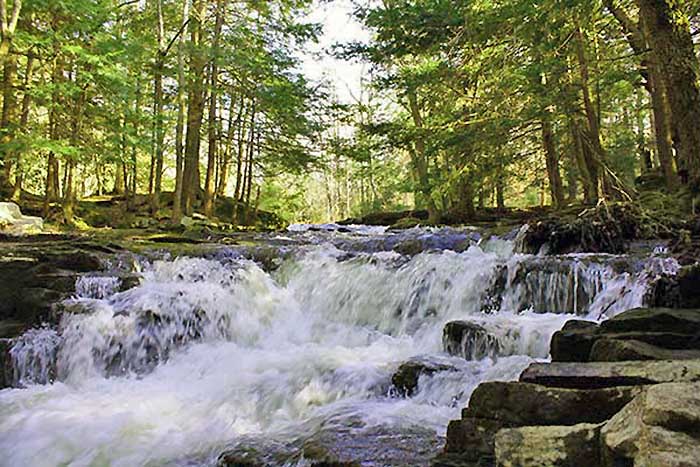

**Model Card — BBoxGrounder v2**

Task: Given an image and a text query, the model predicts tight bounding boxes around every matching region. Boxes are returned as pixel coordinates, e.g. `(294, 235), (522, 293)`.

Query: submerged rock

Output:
(443, 321), (500, 360)
(391, 359), (456, 396)
(495, 423), (603, 467)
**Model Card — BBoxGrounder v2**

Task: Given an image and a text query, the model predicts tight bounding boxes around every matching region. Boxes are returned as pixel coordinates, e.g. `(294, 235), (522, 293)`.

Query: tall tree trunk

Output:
(203, 0), (224, 217)
(406, 87), (438, 223)
(11, 54), (34, 201)
(150, 0), (166, 213)
(542, 117), (565, 208)
(182, 0), (207, 215)
(172, 0), (190, 222)
(217, 93), (239, 196)
(637, 0), (700, 188)
(574, 24), (605, 201)
(0, 0), (21, 67)
(43, 54), (62, 216)
(0, 49), (16, 194)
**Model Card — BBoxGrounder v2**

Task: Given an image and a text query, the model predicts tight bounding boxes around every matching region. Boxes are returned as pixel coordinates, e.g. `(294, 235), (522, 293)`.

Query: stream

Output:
(0, 225), (678, 466)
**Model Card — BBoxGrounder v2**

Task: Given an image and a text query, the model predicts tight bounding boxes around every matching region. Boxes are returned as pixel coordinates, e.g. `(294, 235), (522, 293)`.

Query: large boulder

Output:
(438, 382), (638, 466)
(520, 360), (700, 389)
(495, 423), (603, 467)
(550, 320), (599, 362)
(465, 382), (640, 427)
(443, 321), (500, 360)
(0, 202), (43, 235)
(602, 382), (700, 466)
(551, 308), (700, 363)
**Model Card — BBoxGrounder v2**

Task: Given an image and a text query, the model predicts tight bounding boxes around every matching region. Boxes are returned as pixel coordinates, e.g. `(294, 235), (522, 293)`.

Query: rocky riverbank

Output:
(434, 307), (700, 466)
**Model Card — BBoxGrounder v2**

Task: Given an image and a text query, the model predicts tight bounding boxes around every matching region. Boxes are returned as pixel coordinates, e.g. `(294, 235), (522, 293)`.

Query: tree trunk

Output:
(204, 0), (224, 218)
(574, 24), (605, 201)
(0, 50), (16, 194)
(11, 54), (34, 201)
(406, 87), (438, 223)
(182, 0), (207, 215)
(637, 0), (700, 189)
(542, 117), (565, 208)
(172, 0), (190, 222)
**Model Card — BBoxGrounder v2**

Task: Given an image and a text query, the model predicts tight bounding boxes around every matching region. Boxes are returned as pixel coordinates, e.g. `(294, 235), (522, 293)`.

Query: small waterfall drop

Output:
(0, 227), (678, 466)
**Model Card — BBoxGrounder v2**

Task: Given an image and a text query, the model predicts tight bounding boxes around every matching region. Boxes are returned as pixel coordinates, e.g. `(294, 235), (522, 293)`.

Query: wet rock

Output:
(441, 417), (503, 464)
(519, 360), (700, 389)
(550, 320), (599, 362)
(443, 321), (500, 360)
(602, 383), (700, 466)
(678, 265), (700, 308)
(390, 217), (422, 230)
(0, 239), (108, 329)
(0, 320), (27, 338)
(590, 338), (700, 362)
(393, 238), (425, 256)
(465, 382), (640, 426)
(391, 359), (456, 396)
(648, 265), (700, 308)
(302, 424), (441, 467)
(495, 423), (603, 467)
(0, 338), (11, 388)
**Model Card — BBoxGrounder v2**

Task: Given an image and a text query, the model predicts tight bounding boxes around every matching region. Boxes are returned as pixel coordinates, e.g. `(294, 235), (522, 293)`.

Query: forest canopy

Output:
(0, 0), (698, 227)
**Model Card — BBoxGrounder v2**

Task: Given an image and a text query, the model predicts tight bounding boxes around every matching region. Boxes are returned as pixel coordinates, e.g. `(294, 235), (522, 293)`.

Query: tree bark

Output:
(182, 0), (207, 215)
(637, 0), (700, 189)
(172, 0), (190, 222)
(203, 0), (224, 218)
(542, 117), (565, 208)
(406, 87), (439, 223)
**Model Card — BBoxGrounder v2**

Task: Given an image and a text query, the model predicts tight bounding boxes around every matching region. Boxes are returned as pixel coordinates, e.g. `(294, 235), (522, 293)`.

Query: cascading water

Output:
(0, 226), (678, 466)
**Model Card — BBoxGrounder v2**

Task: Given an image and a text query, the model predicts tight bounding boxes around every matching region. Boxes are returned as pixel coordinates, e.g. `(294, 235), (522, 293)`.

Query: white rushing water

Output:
(0, 232), (678, 466)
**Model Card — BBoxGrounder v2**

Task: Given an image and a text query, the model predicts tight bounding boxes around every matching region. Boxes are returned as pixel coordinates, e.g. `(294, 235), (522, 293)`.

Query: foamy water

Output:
(0, 230), (677, 466)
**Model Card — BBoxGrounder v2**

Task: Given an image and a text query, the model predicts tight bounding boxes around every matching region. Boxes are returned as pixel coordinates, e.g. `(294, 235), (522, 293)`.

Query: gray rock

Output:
(495, 423), (603, 467)
(519, 360), (700, 389)
(600, 307), (700, 335)
(590, 338), (700, 362)
(602, 382), (700, 467)
(0, 202), (43, 235)
(550, 320), (599, 362)
(465, 382), (640, 426)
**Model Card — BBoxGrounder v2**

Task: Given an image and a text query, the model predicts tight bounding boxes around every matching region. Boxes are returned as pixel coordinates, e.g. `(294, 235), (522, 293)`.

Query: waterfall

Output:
(0, 228), (678, 466)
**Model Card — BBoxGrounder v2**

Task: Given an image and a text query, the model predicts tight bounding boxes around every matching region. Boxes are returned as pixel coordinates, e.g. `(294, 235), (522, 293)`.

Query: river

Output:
(0, 225), (677, 466)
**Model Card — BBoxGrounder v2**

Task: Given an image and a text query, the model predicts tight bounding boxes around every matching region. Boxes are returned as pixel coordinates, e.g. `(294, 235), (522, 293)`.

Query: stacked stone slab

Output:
(433, 307), (700, 467)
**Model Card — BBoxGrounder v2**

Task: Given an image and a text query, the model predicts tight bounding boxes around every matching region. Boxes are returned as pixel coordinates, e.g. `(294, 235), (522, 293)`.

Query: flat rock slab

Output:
(590, 338), (700, 362)
(600, 308), (700, 335)
(520, 360), (700, 389)
(465, 382), (640, 426)
(495, 423), (603, 467)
